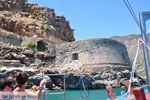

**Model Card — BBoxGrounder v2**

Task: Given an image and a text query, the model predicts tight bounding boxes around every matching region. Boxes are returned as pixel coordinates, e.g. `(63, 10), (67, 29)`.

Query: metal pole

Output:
(140, 12), (150, 92)
(64, 75), (67, 100)
(81, 77), (88, 100)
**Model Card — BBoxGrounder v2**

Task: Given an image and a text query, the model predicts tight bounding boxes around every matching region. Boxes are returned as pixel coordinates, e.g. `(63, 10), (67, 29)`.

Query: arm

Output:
(36, 79), (47, 100)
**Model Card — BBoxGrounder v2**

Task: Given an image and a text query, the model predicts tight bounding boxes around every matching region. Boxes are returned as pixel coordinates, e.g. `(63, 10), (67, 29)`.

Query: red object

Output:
(122, 92), (150, 99)
(124, 82), (133, 94)
(106, 86), (116, 99)
(132, 87), (146, 100)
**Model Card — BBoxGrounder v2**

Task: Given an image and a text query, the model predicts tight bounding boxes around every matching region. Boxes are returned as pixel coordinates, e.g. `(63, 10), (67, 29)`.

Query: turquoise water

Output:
(41, 88), (126, 100)
(109, 86), (148, 100)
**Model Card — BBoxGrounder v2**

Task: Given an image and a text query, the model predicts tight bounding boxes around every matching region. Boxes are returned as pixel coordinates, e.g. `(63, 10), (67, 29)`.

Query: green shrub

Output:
(65, 67), (73, 72)
(32, 12), (38, 16)
(21, 64), (27, 67)
(27, 42), (37, 48)
(43, 26), (49, 31)
(1, 34), (14, 37)
(0, 58), (5, 62)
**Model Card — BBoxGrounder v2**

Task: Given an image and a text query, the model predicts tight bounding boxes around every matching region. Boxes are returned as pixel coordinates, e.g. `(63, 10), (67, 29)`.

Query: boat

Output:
(107, 0), (150, 100)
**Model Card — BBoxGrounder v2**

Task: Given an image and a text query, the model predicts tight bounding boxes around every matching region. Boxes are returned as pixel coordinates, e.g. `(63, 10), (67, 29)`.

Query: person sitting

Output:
(0, 76), (15, 92)
(13, 72), (47, 100)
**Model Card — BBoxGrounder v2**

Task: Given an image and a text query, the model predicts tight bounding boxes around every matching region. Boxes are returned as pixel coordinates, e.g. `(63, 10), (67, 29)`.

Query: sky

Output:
(28, 0), (150, 40)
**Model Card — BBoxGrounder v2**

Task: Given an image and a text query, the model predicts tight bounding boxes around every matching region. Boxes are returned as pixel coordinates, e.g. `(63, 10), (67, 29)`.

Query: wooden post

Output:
(106, 86), (116, 99)
(132, 87), (146, 100)
(124, 82), (133, 94)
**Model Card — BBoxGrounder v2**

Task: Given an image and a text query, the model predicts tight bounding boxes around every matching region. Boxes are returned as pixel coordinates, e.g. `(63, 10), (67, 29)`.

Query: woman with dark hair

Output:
(13, 72), (47, 100)
(0, 77), (15, 92)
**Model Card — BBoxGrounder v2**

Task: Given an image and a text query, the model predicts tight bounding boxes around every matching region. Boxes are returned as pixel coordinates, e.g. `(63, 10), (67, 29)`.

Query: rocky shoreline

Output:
(0, 66), (145, 90)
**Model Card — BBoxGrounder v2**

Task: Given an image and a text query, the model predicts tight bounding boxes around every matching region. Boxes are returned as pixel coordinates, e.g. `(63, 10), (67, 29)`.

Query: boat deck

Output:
(107, 86), (150, 100)
(122, 92), (150, 99)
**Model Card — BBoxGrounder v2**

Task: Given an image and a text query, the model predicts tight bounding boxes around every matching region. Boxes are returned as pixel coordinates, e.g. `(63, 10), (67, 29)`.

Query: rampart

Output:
(55, 39), (131, 70)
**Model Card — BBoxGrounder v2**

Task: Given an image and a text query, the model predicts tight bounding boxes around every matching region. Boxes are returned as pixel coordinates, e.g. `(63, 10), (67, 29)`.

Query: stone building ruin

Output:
(55, 39), (131, 71)
(0, 34), (131, 70)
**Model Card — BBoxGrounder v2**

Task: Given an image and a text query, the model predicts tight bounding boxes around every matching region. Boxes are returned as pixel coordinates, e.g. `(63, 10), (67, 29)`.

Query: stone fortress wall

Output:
(0, 34), (131, 70)
(55, 38), (131, 70)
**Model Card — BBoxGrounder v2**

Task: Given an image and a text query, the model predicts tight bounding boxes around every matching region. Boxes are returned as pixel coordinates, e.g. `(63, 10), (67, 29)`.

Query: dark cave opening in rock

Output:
(37, 40), (48, 51)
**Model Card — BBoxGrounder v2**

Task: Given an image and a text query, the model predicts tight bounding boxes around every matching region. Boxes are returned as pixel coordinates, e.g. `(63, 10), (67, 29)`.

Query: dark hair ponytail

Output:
(15, 72), (29, 87)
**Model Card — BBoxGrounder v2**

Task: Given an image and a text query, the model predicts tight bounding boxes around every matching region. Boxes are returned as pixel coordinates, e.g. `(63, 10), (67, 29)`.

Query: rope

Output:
(123, 0), (140, 28)
(121, 0), (150, 96)
(120, 38), (150, 97)
(122, 0), (149, 43)
(80, 76), (89, 100)
(140, 39), (150, 50)
(130, 39), (141, 79)
(121, 39), (141, 96)
(128, 39), (141, 92)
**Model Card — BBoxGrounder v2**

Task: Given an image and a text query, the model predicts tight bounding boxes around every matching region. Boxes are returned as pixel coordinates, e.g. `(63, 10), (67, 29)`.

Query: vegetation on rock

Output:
(27, 42), (37, 48)
(42, 26), (50, 31)
(65, 67), (74, 72)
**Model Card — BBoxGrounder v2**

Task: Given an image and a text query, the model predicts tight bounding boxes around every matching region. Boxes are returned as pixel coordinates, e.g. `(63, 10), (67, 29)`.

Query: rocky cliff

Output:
(0, 0), (75, 42)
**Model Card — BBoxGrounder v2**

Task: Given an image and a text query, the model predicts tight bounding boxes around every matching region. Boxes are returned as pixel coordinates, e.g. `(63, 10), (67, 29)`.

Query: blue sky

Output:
(28, 0), (150, 40)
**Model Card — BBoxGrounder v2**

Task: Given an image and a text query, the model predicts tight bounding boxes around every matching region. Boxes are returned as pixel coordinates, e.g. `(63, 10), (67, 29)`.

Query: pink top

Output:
(2, 86), (12, 92)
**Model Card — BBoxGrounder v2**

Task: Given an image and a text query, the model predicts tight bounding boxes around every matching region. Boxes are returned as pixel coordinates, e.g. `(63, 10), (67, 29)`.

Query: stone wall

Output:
(0, 33), (132, 70)
(0, 33), (56, 68)
(55, 39), (131, 71)
(0, 34), (22, 46)
(111, 35), (142, 62)
(22, 37), (56, 59)
(110, 34), (148, 76)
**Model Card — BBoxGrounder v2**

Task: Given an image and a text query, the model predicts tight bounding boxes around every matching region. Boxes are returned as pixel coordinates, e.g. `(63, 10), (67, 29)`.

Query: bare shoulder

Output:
(26, 90), (37, 96)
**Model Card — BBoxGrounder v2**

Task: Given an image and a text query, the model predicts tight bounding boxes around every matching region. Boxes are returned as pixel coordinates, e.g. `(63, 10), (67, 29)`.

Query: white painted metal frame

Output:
(42, 73), (67, 100)
(140, 11), (150, 92)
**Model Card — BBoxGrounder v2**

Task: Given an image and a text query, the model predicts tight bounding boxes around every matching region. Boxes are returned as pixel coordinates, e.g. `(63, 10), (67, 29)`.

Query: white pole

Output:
(64, 75), (67, 100)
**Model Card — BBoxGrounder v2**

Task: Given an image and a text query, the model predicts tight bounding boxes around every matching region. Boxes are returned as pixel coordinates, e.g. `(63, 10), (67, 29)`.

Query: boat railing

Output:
(42, 73), (67, 100)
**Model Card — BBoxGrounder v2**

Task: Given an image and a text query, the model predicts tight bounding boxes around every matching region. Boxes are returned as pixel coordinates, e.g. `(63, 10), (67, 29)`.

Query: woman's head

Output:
(15, 72), (29, 88)
(0, 77), (15, 92)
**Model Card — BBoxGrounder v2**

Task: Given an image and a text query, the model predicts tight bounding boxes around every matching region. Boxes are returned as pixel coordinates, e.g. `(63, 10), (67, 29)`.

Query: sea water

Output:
(41, 87), (126, 100)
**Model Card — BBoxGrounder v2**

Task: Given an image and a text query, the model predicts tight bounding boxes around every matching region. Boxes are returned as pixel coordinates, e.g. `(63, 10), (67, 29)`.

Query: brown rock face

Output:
(0, 0), (75, 42)
(0, 0), (27, 11)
